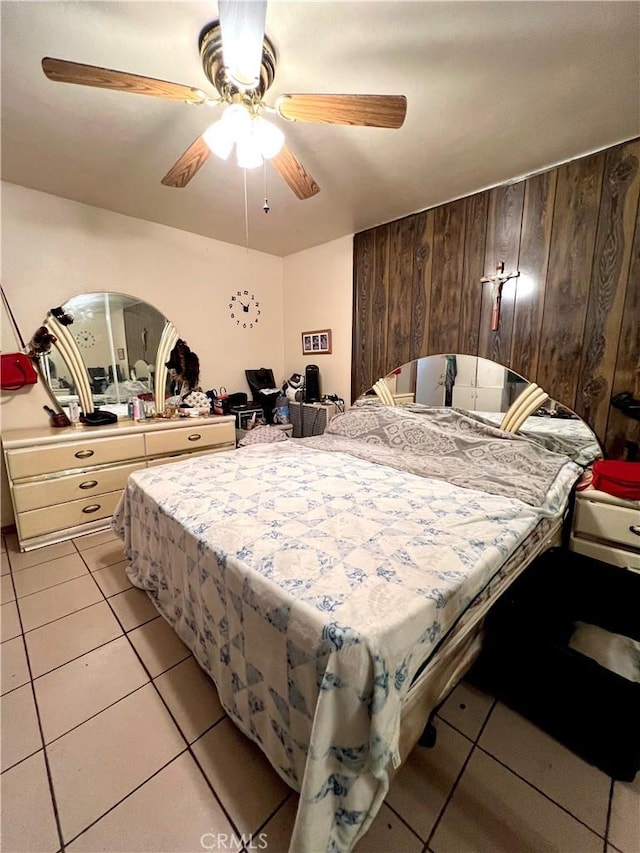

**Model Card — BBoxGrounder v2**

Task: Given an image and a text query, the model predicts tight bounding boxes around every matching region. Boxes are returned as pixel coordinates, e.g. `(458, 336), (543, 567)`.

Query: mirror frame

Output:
(40, 293), (178, 418)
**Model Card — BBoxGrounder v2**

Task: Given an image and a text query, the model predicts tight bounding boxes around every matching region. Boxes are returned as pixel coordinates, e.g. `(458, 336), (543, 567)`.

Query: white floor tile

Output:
(431, 748), (603, 853)
(609, 774), (640, 853)
(18, 574), (102, 631)
(479, 702), (610, 835)
(108, 586), (158, 631)
(386, 718), (473, 841)
(12, 552), (89, 599)
(1, 573), (16, 603)
(80, 539), (126, 572)
(438, 680), (494, 741)
(154, 656), (225, 743)
(1, 600), (22, 642)
(73, 528), (119, 552)
(91, 560), (133, 598)
(128, 616), (190, 677)
(34, 636), (148, 743)
(1, 683), (42, 770)
(1, 635), (30, 695)
(0, 750), (59, 852)
(47, 683), (185, 843)
(257, 796), (298, 851)
(192, 717), (290, 837)
(356, 803), (424, 852)
(25, 601), (123, 678)
(66, 752), (234, 852)
(7, 536), (76, 572)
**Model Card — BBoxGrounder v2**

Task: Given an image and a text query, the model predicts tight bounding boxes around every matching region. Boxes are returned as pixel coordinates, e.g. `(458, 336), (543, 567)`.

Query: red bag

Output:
(1, 353), (38, 391)
(591, 459), (640, 501)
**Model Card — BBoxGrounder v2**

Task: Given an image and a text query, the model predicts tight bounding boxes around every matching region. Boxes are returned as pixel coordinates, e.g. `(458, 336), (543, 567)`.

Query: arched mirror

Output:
(37, 293), (178, 418)
(360, 354), (603, 467)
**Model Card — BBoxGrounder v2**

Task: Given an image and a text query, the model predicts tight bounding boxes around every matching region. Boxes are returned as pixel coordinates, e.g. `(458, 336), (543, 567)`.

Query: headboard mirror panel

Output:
(39, 293), (177, 418)
(361, 354), (603, 466)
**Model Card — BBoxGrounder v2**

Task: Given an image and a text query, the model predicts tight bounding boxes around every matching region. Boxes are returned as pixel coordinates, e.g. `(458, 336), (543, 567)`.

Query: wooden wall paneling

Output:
(536, 152), (605, 411)
(386, 216), (416, 374)
(510, 170), (557, 381)
(605, 198), (640, 459)
(457, 192), (489, 355)
(478, 183), (525, 367)
(351, 229), (375, 401)
(410, 210), (434, 361)
(428, 200), (466, 355)
(370, 226), (390, 388)
(577, 140), (640, 439)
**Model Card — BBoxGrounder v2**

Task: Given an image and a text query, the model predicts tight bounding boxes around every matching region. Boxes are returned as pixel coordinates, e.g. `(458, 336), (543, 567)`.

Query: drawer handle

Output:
(82, 504), (101, 514)
(630, 525), (640, 537)
(79, 480), (98, 490)
(188, 434), (202, 442)
(74, 449), (95, 459)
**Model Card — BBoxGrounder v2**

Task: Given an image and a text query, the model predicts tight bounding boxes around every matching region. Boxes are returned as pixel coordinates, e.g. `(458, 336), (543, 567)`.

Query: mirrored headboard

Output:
(359, 354), (603, 466)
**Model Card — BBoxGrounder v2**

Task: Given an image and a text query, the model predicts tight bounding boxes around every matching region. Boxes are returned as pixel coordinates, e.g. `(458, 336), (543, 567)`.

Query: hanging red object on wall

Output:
(1, 353), (38, 390)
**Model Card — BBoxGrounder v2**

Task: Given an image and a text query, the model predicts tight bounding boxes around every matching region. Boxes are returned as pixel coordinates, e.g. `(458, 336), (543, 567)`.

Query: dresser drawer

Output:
(6, 434), (146, 479)
(145, 422), (235, 457)
(12, 462), (145, 513)
(17, 490), (123, 540)
(573, 498), (640, 551)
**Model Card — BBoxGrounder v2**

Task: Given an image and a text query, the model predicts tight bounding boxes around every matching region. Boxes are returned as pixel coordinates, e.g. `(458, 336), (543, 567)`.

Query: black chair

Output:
(245, 368), (280, 424)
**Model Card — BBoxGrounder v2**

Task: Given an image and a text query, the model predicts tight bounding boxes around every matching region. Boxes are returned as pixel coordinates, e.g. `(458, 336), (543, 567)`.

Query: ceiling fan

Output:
(41, 0), (407, 200)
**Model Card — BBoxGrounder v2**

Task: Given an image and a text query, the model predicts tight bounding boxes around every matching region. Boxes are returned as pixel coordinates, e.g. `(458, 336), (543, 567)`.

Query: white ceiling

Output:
(2, 1), (638, 257)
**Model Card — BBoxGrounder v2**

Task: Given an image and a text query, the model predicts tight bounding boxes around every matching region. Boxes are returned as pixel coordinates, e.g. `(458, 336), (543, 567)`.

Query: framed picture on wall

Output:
(302, 329), (332, 355)
(117, 348), (125, 360)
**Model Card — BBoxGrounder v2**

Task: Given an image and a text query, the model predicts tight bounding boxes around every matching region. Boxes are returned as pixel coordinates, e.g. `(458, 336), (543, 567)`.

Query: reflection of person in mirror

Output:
(320, 334), (328, 351)
(165, 339), (202, 401)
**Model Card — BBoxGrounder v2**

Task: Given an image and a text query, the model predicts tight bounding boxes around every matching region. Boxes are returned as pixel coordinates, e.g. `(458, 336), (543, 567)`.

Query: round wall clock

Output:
(229, 290), (261, 329)
(75, 329), (96, 349)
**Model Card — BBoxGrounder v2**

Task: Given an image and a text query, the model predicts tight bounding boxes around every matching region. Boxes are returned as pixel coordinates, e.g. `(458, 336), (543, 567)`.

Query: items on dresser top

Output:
(2, 415), (236, 552)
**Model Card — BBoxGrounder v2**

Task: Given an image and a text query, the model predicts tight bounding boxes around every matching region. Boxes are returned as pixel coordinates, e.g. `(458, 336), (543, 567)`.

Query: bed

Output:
(113, 405), (582, 852)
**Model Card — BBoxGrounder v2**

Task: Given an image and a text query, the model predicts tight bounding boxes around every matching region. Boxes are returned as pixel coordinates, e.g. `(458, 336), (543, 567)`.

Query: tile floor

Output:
(1, 529), (638, 853)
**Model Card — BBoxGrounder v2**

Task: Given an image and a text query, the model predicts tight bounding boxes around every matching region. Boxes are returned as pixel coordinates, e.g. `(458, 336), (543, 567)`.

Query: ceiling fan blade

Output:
(270, 146), (320, 200)
(161, 135), (211, 188)
(218, 0), (267, 90)
(42, 57), (207, 103)
(277, 94), (407, 129)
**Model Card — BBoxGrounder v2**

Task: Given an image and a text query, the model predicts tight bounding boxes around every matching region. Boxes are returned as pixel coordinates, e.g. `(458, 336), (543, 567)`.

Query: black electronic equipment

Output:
(304, 364), (320, 403)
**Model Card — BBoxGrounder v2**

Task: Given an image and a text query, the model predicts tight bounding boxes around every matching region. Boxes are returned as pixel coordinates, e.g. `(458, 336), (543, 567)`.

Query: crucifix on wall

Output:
(481, 262), (520, 331)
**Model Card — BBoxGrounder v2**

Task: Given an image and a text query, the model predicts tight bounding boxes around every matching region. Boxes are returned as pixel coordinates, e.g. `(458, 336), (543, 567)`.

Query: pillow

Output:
(183, 390), (211, 411)
(238, 425), (288, 446)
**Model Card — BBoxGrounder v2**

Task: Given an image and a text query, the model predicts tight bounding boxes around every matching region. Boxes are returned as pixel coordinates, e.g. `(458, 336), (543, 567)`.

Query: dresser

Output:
(3, 415), (236, 552)
(569, 487), (640, 571)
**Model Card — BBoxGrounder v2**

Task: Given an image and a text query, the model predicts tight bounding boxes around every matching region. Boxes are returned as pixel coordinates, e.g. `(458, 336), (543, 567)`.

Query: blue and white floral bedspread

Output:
(113, 440), (578, 852)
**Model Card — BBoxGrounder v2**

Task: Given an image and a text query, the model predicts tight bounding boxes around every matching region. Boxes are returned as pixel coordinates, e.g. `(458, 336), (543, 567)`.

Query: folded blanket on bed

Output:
(299, 406), (579, 508)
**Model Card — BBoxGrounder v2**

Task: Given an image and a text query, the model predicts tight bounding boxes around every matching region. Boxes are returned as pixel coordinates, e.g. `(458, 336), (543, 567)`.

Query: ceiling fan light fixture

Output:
(219, 0), (267, 91)
(236, 135), (264, 169)
(203, 120), (233, 160)
(253, 115), (284, 159)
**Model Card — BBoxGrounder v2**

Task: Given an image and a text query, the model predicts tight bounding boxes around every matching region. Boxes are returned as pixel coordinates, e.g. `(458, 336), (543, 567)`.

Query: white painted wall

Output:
(282, 235), (353, 405)
(0, 182), (285, 526)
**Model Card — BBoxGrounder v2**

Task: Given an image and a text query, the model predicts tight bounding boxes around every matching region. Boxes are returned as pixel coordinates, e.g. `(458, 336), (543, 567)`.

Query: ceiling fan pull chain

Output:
(263, 161), (270, 214)
(243, 168), (249, 252)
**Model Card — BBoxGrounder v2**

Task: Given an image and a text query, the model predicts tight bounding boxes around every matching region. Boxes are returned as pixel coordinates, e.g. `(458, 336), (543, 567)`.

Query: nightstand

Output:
(569, 488), (640, 571)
